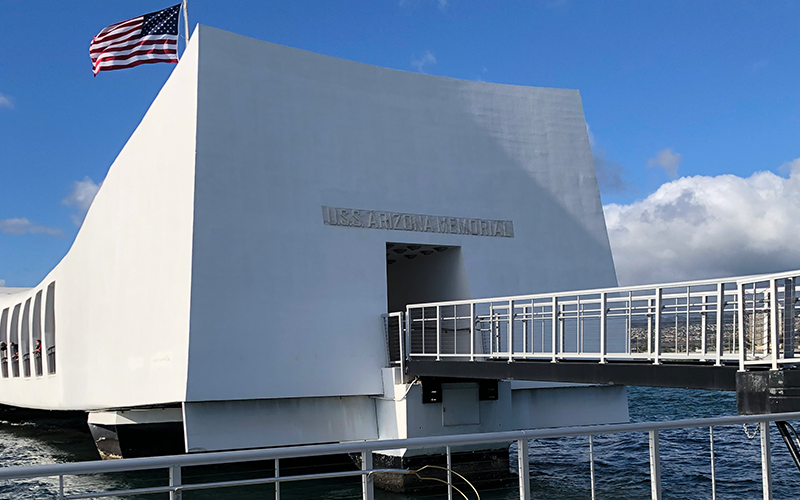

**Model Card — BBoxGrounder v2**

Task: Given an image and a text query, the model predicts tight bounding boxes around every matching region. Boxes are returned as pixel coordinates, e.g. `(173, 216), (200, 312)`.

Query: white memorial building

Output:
(0, 26), (626, 461)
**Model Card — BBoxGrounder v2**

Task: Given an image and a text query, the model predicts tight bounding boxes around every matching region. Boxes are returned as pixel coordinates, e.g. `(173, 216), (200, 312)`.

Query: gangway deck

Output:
(384, 269), (800, 414)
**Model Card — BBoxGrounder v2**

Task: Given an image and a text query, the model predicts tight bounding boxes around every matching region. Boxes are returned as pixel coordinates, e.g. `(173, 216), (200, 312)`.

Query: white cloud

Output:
(0, 92), (13, 109)
(647, 147), (682, 177)
(0, 280), (5, 287)
(0, 218), (63, 237)
(411, 50), (437, 74)
(605, 159), (800, 285)
(62, 176), (101, 226)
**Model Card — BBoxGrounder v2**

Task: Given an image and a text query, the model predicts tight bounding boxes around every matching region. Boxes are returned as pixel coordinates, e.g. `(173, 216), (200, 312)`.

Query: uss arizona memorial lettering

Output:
(322, 206), (514, 238)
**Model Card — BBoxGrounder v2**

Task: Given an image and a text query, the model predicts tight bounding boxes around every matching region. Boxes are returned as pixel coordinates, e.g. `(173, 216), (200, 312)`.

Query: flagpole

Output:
(182, 0), (190, 42)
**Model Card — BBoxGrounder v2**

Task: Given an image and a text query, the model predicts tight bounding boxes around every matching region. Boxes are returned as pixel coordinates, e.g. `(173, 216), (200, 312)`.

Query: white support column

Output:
(739, 283), (747, 371)
(362, 450), (374, 500)
(760, 422), (772, 500)
(770, 279), (779, 370)
(169, 465), (182, 500)
(716, 284), (724, 366)
(649, 430), (662, 500)
(518, 439), (531, 500)
(600, 293), (607, 363)
(654, 289), (662, 365)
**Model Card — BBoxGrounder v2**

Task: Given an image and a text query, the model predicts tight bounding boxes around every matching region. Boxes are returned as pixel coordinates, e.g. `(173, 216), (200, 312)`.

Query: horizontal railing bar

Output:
(4, 412), (800, 482)
(404, 269), (800, 310)
(64, 468), (408, 499)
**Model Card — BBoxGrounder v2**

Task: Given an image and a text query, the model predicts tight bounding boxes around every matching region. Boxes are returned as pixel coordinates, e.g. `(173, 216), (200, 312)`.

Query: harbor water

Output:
(1, 387), (799, 499)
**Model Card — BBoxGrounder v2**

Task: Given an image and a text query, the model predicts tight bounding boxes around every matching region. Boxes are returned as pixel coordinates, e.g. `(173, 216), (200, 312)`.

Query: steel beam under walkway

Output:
(406, 359), (738, 391)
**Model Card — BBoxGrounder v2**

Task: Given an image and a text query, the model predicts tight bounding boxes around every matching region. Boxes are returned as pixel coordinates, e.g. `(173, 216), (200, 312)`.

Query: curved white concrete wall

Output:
(0, 37), (199, 410)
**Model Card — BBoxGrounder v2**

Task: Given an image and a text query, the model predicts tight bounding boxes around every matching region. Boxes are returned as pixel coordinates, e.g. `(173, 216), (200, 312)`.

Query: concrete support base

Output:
(365, 448), (513, 493)
(87, 408), (185, 459)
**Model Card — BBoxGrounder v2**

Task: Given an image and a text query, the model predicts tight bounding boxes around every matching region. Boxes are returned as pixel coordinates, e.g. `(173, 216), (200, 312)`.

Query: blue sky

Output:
(1, 1), (799, 286)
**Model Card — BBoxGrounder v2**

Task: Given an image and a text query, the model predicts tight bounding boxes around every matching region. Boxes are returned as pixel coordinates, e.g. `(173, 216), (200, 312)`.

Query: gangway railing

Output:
(1, 412), (799, 500)
(398, 270), (800, 371)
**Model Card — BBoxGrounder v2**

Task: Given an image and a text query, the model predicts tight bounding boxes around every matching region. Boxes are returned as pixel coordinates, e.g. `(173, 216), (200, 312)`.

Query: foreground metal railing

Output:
(402, 270), (800, 370)
(1, 412), (800, 500)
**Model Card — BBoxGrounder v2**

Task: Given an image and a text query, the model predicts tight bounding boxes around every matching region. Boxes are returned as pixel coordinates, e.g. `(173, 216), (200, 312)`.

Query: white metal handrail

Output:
(1, 412), (799, 500)
(404, 269), (800, 370)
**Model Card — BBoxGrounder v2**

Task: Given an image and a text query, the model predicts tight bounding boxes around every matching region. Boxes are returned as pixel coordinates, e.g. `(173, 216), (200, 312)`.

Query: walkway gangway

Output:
(383, 270), (800, 410)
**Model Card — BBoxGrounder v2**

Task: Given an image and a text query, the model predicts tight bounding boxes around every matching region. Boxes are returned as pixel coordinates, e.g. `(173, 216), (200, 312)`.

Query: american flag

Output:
(90, 4), (182, 76)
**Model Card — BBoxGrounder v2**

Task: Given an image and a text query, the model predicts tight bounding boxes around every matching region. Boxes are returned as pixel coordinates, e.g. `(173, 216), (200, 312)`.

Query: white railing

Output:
(403, 270), (800, 370)
(1, 412), (799, 500)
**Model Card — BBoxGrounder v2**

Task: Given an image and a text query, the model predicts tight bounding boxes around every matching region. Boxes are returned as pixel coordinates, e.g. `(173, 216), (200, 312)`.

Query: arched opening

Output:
(21, 299), (31, 378)
(33, 291), (43, 376)
(0, 308), (7, 378)
(45, 282), (56, 374)
(9, 304), (20, 377)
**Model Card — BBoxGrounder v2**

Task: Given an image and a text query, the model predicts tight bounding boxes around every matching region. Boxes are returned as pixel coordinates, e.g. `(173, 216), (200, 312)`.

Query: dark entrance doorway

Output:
(386, 243), (470, 313)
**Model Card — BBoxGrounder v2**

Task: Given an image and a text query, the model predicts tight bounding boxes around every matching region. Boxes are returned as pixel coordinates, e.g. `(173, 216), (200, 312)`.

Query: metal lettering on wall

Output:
(321, 206), (514, 238)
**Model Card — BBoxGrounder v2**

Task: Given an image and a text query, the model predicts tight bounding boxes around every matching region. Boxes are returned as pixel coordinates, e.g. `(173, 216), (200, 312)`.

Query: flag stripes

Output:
(90, 4), (181, 75)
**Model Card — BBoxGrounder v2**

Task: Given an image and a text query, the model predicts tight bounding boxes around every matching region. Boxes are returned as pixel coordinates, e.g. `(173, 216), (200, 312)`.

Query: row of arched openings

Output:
(0, 282), (56, 379)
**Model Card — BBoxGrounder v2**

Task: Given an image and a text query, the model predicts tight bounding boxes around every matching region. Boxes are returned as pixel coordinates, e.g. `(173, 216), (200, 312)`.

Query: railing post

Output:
(397, 313), (406, 381)
(436, 305), (441, 361)
(58, 475), (64, 500)
(362, 450), (374, 500)
(275, 458), (281, 500)
(405, 308), (412, 362)
(701, 295), (708, 357)
(716, 284), (724, 366)
(551, 297), (558, 363)
(770, 279), (779, 370)
(169, 464), (182, 500)
(509, 299), (514, 362)
(600, 293), (607, 363)
(649, 430), (662, 500)
(648, 298), (653, 355)
(710, 427), (716, 500)
(447, 445), (453, 500)
(739, 283), (747, 371)
(653, 289), (662, 365)
(470, 302), (475, 361)
(518, 438), (531, 500)
(760, 421), (773, 500)
(589, 435), (596, 500)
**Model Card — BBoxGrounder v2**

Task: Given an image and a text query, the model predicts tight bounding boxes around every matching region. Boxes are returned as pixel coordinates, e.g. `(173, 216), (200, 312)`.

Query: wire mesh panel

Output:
(382, 313), (403, 365)
(741, 281), (772, 362)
